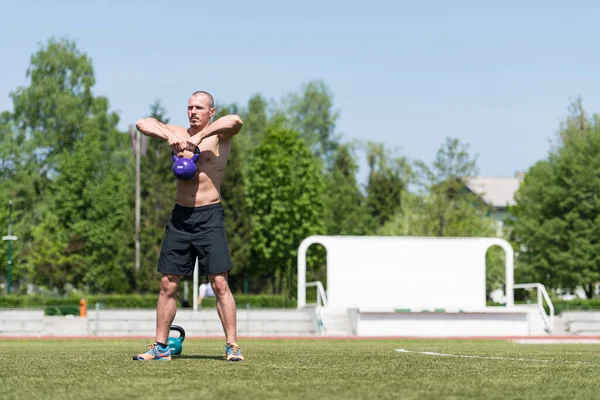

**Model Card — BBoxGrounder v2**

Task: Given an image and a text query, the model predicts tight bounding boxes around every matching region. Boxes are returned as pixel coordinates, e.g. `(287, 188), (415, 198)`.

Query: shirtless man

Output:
(133, 91), (244, 362)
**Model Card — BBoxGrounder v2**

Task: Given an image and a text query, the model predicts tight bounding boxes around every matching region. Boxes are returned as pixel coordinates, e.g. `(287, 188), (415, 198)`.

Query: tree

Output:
(212, 103), (253, 293)
(364, 142), (410, 232)
(412, 137), (487, 237)
(243, 94), (268, 141)
(324, 142), (369, 235)
(379, 137), (502, 297)
(284, 80), (340, 164)
(138, 101), (176, 292)
(11, 38), (97, 162)
(246, 120), (326, 294)
(29, 91), (132, 293)
(81, 147), (135, 293)
(509, 101), (600, 297)
(232, 94), (268, 174)
(0, 111), (42, 289)
(3, 37), (133, 293)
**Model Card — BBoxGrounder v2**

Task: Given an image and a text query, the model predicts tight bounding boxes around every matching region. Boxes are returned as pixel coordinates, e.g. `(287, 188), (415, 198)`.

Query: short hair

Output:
(191, 91), (214, 108)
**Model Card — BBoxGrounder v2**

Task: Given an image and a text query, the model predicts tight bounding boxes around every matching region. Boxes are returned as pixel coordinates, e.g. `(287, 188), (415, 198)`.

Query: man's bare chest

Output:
(196, 137), (230, 172)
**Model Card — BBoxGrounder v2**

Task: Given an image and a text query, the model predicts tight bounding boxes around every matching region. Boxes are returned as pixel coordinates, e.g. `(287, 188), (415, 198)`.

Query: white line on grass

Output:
(395, 349), (593, 364)
(512, 339), (600, 344)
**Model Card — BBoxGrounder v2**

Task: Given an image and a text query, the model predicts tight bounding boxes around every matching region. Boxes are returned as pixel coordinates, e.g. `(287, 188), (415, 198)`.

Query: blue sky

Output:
(2, 0), (600, 184)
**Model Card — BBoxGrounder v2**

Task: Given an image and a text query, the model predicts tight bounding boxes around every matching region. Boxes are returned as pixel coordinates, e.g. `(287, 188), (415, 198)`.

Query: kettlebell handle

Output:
(171, 146), (200, 162)
(170, 325), (186, 342)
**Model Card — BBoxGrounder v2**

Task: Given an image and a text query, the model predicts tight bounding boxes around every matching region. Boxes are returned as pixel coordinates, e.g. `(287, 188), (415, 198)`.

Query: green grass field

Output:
(2, 338), (600, 400)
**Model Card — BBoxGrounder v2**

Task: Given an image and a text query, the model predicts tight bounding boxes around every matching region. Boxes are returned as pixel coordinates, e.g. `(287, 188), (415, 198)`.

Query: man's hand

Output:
(168, 133), (191, 154)
(169, 132), (202, 154)
(136, 118), (199, 154)
(181, 139), (200, 152)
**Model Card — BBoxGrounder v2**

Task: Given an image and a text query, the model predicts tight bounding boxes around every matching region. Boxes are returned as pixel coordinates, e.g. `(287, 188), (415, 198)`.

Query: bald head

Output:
(191, 91), (214, 109)
(187, 91), (215, 131)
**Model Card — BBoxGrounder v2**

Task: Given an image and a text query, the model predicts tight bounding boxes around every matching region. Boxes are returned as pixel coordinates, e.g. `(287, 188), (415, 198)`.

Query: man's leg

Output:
(156, 273), (181, 343)
(210, 272), (237, 344)
(210, 272), (244, 362)
(134, 273), (181, 361)
(200, 204), (243, 361)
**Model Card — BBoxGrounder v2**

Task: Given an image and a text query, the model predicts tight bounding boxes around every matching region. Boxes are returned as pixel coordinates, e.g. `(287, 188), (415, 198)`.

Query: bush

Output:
(199, 295), (296, 308)
(45, 306), (80, 316)
(12, 294), (600, 315)
(551, 299), (600, 314)
(490, 298), (600, 315)
(0, 293), (297, 314)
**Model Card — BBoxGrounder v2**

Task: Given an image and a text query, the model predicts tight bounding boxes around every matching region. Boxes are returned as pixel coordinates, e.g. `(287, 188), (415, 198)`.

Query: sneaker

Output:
(225, 342), (244, 362)
(133, 343), (172, 361)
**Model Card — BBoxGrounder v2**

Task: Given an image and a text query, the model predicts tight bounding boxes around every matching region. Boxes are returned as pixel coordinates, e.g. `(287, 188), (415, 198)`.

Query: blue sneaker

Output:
(134, 343), (172, 361)
(226, 342), (244, 362)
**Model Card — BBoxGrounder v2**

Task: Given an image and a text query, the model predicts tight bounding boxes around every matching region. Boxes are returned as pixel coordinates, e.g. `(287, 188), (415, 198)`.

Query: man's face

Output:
(187, 94), (214, 129)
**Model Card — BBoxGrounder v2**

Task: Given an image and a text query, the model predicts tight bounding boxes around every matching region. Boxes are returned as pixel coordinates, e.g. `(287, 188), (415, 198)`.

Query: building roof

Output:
(465, 176), (522, 208)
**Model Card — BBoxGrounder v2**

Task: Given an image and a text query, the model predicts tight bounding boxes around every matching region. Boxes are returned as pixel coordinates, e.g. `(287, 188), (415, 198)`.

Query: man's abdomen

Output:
(175, 173), (222, 207)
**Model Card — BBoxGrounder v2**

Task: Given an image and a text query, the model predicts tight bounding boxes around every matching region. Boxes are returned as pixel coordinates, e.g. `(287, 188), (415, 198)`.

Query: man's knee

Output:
(209, 273), (229, 296)
(160, 274), (180, 297)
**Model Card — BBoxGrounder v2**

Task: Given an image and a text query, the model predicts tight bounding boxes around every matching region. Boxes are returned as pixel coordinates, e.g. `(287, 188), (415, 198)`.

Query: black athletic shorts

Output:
(158, 203), (232, 277)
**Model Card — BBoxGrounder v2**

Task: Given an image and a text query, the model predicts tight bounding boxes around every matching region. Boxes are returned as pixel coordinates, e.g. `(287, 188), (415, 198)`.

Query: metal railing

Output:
(306, 281), (328, 308)
(513, 283), (554, 334)
(306, 281), (328, 334)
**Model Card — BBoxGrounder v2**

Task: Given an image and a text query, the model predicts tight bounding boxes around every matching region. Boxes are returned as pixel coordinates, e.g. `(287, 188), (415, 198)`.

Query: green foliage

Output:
(411, 137), (488, 237)
(379, 138), (503, 295)
(82, 149), (135, 292)
(324, 143), (370, 235)
(214, 103), (253, 292)
(364, 142), (409, 231)
(551, 298), (600, 314)
(197, 294), (297, 308)
(0, 294), (157, 313)
(138, 101), (175, 292)
(242, 94), (268, 145)
(4, 37), (570, 301)
(284, 80), (340, 163)
(247, 121), (326, 294)
(1, 37), (134, 294)
(493, 297), (600, 315)
(509, 101), (600, 296)
(0, 294), (296, 310)
(11, 37), (97, 162)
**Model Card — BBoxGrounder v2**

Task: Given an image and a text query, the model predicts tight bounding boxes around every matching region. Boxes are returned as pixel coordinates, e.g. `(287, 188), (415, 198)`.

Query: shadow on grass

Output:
(174, 355), (224, 361)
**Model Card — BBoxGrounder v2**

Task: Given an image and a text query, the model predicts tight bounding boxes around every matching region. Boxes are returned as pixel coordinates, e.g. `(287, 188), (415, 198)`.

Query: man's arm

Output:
(136, 118), (191, 154)
(190, 115), (243, 146)
(135, 118), (180, 141)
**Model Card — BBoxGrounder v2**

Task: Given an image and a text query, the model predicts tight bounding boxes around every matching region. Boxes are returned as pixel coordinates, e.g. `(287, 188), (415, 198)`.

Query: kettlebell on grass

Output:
(168, 325), (186, 356)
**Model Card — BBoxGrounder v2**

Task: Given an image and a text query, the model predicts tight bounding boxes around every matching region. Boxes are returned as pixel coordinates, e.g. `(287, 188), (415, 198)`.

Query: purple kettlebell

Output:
(172, 147), (200, 180)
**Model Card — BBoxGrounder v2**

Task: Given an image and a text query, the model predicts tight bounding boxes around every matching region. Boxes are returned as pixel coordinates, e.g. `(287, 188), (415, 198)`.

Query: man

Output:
(134, 91), (244, 362)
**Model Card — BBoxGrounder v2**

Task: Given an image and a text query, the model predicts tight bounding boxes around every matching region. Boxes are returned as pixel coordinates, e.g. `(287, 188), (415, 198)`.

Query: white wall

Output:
(298, 236), (514, 310)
